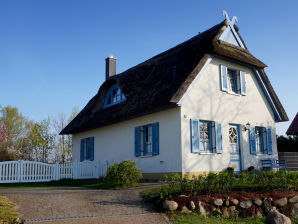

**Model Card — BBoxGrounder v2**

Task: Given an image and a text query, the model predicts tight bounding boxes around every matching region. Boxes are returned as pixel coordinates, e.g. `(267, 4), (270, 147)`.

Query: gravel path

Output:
(0, 183), (170, 224)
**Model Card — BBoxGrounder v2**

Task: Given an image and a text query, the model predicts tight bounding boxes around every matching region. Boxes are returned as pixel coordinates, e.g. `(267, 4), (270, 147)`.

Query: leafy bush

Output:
(103, 160), (143, 188)
(226, 167), (234, 173)
(152, 170), (298, 199)
(247, 166), (255, 172)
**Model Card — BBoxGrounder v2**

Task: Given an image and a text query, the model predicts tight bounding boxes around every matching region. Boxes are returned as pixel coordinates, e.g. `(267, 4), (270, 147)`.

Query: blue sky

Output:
(0, 0), (297, 135)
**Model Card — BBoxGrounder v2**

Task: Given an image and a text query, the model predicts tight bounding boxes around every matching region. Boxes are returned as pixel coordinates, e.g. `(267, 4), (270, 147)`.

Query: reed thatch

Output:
(61, 20), (288, 135)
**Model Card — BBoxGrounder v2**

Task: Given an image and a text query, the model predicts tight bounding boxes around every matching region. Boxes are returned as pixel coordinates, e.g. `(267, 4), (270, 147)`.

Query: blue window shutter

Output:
(220, 65), (228, 92)
(215, 122), (223, 154)
(267, 128), (273, 155)
(249, 126), (256, 154)
(190, 119), (200, 153)
(152, 123), (159, 155)
(240, 71), (247, 95)
(80, 139), (84, 162)
(134, 127), (141, 157)
(90, 137), (94, 161)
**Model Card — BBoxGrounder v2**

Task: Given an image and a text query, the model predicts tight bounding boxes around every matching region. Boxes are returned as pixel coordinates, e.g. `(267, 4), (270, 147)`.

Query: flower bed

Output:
(142, 171), (298, 218)
(159, 192), (298, 218)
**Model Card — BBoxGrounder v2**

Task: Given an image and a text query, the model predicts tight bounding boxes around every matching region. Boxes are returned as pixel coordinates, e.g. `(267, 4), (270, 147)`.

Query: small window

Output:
(103, 84), (126, 108)
(227, 69), (239, 94)
(249, 126), (272, 155)
(199, 121), (213, 153)
(135, 123), (159, 157)
(220, 65), (246, 95)
(255, 127), (267, 154)
(190, 119), (223, 154)
(80, 137), (94, 161)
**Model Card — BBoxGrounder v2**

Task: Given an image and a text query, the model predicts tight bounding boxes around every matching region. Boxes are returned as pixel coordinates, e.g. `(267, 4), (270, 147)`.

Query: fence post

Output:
(73, 161), (78, 179)
(55, 162), (59, 181)
(18, 160), (23, 183)
(96, 161), (100, 179)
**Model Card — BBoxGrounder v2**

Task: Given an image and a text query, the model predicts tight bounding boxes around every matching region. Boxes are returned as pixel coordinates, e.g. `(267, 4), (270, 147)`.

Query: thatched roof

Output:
(287, 113), (298, 135)
(61, 20), (288, 135)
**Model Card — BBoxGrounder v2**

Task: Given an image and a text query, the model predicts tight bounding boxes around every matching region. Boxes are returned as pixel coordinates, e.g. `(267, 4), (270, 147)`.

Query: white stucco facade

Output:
(72, 56), (279, 176)
(72, 108), (183, 174)
(180, 57), (278, 173)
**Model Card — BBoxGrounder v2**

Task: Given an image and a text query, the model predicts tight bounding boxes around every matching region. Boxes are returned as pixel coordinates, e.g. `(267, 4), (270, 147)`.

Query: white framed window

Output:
(255, 127), (267, 154)
(190, 119), (223, 154)
(80, 137), (94, 161)
(250, 126), (271, 155)
(199, 121), (213, 153)
(227, 69), (240, 94)
(135, 123), (159, 157)
(220, 65), (246, 95)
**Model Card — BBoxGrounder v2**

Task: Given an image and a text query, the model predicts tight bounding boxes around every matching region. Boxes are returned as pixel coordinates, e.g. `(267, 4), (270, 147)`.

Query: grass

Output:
(0, 179), (105, 189)
(0, 178), (141, 189)
(0, 196), (19, 223)
(170, 213), (298, 224)
(140, 186), (164, 200)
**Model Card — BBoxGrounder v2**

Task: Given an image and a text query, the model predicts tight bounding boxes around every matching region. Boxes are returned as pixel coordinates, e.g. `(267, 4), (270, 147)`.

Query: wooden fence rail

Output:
(0, 160), (107, 183)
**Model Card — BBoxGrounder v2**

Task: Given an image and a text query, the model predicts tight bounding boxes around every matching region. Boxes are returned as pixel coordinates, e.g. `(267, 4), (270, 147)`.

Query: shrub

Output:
(247, 166), (255, 172)
(226, 167), (234, 173)
(103, 160), (143, 188)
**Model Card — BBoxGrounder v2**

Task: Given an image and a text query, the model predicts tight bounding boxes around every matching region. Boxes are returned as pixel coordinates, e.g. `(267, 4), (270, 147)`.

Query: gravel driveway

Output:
(0, 183), (170, 224)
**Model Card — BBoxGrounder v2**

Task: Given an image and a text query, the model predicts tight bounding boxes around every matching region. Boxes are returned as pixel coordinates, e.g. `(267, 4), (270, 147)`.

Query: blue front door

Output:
(228, 124), (242, 173)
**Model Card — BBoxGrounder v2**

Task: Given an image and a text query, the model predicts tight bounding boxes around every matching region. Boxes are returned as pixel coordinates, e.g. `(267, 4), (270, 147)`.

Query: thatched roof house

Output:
(61, 11), (288, 176)
(287, 113), (298, 135)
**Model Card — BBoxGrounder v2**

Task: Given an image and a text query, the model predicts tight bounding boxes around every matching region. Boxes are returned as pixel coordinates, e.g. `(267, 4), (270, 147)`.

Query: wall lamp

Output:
(243, 122), (251, 132)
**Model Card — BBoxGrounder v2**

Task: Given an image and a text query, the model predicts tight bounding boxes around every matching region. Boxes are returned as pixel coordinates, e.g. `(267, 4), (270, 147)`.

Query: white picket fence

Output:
(0, 160), (108, 183)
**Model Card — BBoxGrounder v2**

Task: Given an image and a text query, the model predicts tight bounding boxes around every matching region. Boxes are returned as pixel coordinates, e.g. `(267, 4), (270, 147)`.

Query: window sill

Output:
(192, 152), (215, 155)
(227, 91), (241, 96)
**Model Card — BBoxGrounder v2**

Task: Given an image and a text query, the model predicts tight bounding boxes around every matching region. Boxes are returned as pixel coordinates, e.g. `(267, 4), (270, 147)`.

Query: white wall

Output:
(180, 57), (278, 172)
(72, 108), (182, 174)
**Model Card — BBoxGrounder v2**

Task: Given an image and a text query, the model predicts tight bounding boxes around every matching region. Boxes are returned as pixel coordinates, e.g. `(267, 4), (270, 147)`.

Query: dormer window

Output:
(220, 64), (247, 96)
(103, 84), (126, 108)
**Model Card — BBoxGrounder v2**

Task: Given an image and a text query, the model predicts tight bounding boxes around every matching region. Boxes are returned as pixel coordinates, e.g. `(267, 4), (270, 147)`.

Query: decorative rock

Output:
(228, 206), (239, 217)
(264, 198), (273, 213)
(254, 199), (263, 206)
(240, 200), (252, 209)
(186, 201), (195, 210)
(289, 195), (298, 204)
(178, 194), (188, 198)
(181, 206), (192, 213)
(12, 218), (23, 224)
(276, 197), (288, 207)
(292, 203), (298, 218)
(256, 207), (263, 217)
(198, 201), (209, 216)
(265, 207), (291, 224)
(230, 199), (239, 206)
(214, 198), (223, 206)
(222, 206), (229, 218)
(163, 200), (178, 211)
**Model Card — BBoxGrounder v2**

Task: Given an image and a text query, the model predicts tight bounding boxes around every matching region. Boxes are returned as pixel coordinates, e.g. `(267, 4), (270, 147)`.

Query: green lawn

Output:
(0, 178), (141, 189)
(0, 196), (19, 223)
(170, 213), (298, 224)
(0, 179), (104, 188)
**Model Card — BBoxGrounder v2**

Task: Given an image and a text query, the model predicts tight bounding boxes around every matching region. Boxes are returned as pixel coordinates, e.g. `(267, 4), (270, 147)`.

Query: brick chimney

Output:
(105, 55), (116, 80)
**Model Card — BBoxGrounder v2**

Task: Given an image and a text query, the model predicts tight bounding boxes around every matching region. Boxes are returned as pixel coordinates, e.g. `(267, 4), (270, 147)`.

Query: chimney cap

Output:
(106, 55), (117, 60)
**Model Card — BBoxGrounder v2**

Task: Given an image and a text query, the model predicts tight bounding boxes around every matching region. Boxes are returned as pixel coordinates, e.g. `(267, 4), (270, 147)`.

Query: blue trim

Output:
(229, 124), (242, 173)
(253, 69), (282, 121)
(103, 83), (126, 109)
(209, 122), (213, 153)
(214, 55), (283, 121)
